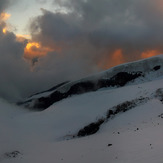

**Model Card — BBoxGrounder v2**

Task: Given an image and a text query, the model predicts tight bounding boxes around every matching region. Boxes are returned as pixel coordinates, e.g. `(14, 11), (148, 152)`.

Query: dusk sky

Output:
(1, 0), (163, 101)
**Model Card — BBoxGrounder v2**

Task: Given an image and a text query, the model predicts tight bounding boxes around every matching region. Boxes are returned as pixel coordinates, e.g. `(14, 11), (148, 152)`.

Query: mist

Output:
(1, 0), (163, 101)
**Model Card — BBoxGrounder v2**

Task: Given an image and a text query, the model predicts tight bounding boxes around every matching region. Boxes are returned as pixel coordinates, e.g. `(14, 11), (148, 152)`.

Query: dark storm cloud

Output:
(0, 26), (27, 100)
(0, 27), (82, 101)
(30, 0), (163, 64)
(0, 0), (28, 101)
(0, 0), (84, 101)
(25, 0), (163, 97)
(0, 0), (10, 12)
(0, 0), (17, 13)
(0, 22), (96, 101)
(2, 0), (163, 101)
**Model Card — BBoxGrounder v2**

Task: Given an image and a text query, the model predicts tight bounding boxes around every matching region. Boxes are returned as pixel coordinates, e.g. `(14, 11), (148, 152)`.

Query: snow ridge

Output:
(20, 55), (163, 110)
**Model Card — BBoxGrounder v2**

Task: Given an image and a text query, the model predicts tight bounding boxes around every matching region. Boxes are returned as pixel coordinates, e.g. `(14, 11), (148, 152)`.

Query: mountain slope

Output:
(1, 75), (163, 163)
(21, 55), (163, 110)
(1, 55), (163, 163)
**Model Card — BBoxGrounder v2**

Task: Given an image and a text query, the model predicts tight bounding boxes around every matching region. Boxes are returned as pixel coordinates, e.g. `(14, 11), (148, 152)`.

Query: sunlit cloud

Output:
(16, 34), (31, 40)
(24, 41), (54, 60)
(0, 12), (10, 21)
(141, 50), (160, 59)
(2, 0), (163, 102)
(2, 26), (7, 34)
(111, 49), (124, 67)
(0, 12), (11, 34)
(98, 49), (125, 69)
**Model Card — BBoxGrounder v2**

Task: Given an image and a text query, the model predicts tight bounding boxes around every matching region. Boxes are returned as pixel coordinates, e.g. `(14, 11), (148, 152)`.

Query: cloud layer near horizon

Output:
(30, 0), (163, 68)
(1, 0), (163, 101)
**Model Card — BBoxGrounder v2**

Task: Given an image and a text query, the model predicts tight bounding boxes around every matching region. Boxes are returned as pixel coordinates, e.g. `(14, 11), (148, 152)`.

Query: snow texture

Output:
(1, 55), (163, 163)
(21, 55), (163, 109)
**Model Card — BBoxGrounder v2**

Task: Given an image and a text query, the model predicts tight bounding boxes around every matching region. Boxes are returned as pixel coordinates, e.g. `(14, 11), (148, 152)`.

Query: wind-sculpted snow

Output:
(28, 81), (69, 99)
(76, 96), (150, 137)
(1, 74), (163, 163)
(20, 55), (163, 110)
(22, 71), (143, 110)
(75, 87), (163, 137)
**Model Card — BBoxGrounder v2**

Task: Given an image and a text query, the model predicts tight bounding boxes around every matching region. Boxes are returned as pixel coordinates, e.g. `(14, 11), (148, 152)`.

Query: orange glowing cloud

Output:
(2, 27), (7, 34)
(0, 12), (11, 21)
(98, 49), (125, 69)
(24, 41), (55, 60)
(0, 12), (61, 63)
(111, 49), (124, 67)
(16, 34), (31, 42)
(0, 12), (11, 34)
(141, 50), (160, 59)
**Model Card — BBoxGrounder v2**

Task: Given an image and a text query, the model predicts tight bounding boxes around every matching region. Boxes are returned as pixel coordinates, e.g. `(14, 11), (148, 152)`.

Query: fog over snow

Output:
(0, 55), (163, 162)
(1, 0), (163, 101)
(1, 1), (163, 162)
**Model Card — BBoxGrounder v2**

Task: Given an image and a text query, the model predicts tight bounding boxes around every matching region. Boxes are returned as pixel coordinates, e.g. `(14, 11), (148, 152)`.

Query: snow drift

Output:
(20, 55), (163, 110)
(1, 55), (163, 163)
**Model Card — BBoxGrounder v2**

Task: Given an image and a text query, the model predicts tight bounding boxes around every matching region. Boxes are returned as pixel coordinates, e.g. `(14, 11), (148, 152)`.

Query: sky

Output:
(1, 0), (163, 101)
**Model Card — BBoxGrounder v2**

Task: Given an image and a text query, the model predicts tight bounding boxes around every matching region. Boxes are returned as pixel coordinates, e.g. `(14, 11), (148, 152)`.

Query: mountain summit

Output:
(21, 55), (163, 110)
(1, 55), (163, 163)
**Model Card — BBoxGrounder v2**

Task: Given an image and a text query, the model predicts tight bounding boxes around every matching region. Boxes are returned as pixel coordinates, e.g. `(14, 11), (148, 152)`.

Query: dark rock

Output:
(155, 88), (163, 103)
(77, 123), (99, 137)
(67, 81), (97, 95)
(4, 151), (22, 158)
(106, 109), (114, 118)
(21, 71), (143, 110)
(76, 96), (149, 137)
(34, 91), (68, 110)
(109, 72), (142, 87)
(108, 144), (113, 147)
(153, 65), (161, 71)
(158, 113), (163, 118)
(77, 118), (104, 137)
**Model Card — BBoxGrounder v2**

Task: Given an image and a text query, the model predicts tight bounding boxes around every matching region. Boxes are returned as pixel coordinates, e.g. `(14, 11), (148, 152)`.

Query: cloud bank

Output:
(31, 0), (163, 67)
(1, 0), (163, 101)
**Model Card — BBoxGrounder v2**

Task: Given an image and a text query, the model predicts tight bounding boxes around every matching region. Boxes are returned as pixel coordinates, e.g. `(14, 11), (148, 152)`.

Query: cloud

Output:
(35, 0), (48, 4)
(0, 26), (27, 100)
(0, 0), (10, 13)
(0, 21), (97, 101)
(1, 0), (163, 101)
(29, 0), (163, 66)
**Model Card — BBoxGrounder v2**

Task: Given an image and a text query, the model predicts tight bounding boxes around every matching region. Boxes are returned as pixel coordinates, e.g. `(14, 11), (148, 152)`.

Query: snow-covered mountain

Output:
(1, 55), (163, 163)
(21, 55), (163, 110)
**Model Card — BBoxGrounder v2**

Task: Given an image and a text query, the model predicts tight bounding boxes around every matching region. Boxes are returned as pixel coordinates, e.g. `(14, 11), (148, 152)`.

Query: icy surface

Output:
(24, 55), (163, 109)
(0, 78), (163, 162)
(1, 56), (163, 162)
